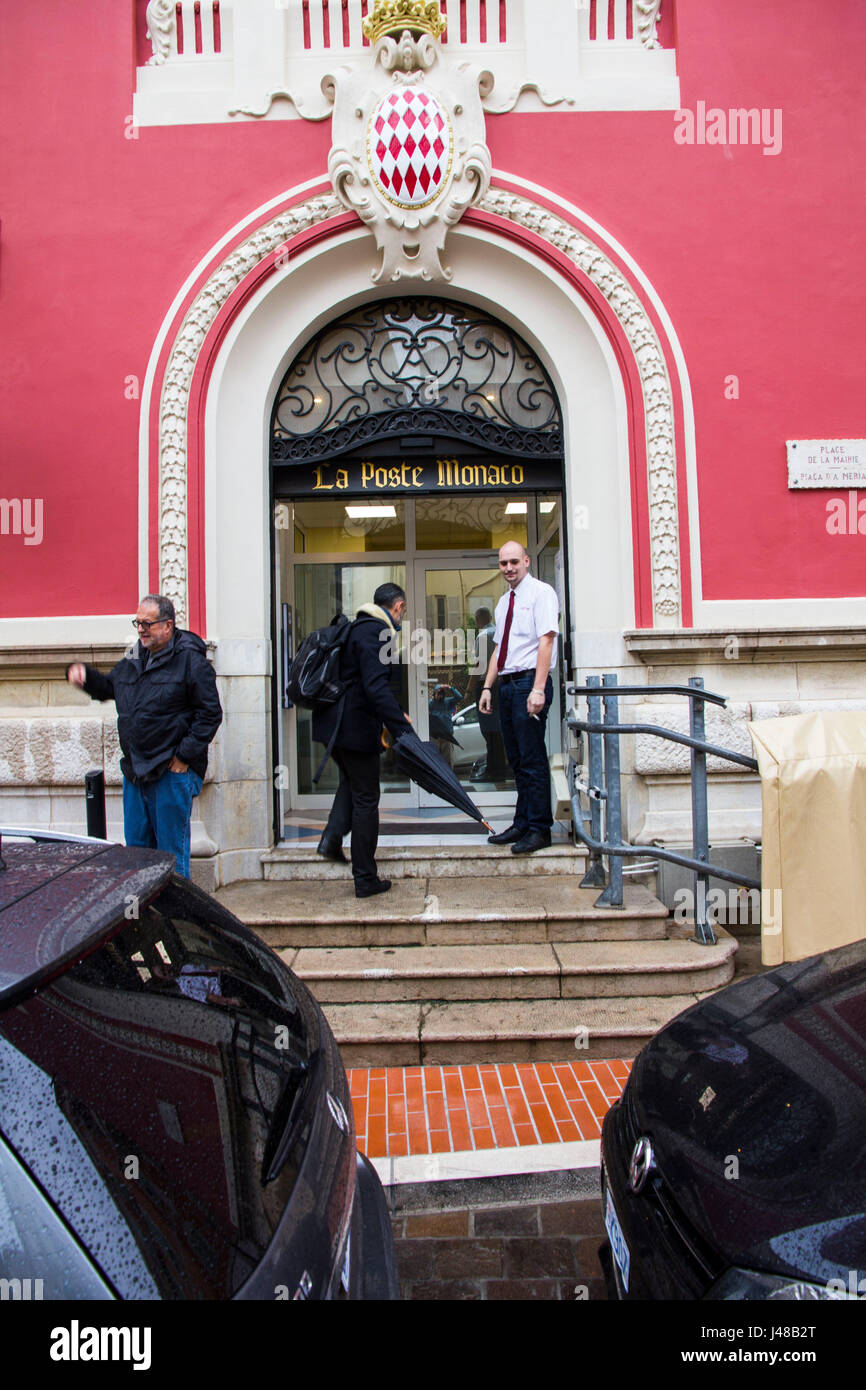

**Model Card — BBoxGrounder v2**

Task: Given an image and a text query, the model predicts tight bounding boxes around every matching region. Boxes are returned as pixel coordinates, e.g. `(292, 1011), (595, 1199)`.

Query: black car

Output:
(0, 829), (397, 1300)
(600, 938), (866, 1300)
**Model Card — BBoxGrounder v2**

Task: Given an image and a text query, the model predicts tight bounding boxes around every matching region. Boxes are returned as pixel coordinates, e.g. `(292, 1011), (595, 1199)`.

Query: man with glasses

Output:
(67, 595), (222, 878)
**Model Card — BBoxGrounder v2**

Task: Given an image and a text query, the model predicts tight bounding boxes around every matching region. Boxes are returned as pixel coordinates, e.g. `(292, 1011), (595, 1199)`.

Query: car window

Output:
(0, 1132), (116, 1301)
(0, 1037), (159, 1299)
(0, 881), (318, 1299)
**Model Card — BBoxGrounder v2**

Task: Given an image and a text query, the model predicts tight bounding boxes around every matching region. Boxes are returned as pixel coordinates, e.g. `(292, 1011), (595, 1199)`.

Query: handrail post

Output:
(595, 674), (624, 908)
(688, 676), (715, 945)
(578, 674), (606, 888)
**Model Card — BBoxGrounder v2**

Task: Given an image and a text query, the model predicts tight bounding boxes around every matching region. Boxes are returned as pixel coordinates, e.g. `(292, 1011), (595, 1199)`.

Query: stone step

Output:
(215, 877), (669, 948)
(261, 841), (588, 880)
(318, 994), (700, 1066)
(280, 926), (736, 1004)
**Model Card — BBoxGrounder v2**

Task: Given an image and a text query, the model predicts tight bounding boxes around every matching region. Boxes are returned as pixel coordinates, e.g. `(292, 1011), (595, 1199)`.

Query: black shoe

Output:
(317, 836), (347, 863)
(488, 824), (526, 845)
(511, 830), (552, 855)
(355, 878), (392, 899)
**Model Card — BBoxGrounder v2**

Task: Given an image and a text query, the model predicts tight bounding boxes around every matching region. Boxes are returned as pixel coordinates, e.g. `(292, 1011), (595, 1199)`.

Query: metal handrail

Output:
(565, 675), (760, 946)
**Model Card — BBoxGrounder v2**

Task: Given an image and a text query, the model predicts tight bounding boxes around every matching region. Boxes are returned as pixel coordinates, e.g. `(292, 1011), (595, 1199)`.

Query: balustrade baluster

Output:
(463, 0), (480, 44)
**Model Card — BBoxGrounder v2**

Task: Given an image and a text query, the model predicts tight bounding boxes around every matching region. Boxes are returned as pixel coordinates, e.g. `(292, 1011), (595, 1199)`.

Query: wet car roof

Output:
(0, 840), (175, 1008)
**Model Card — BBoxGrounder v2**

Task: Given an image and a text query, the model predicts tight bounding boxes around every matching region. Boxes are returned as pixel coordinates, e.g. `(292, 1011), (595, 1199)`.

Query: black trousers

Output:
(499, 672), (553, 834)
(323, 748), (382, 888)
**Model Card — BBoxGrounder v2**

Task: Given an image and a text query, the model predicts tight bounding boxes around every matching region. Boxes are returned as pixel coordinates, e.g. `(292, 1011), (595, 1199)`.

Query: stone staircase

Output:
(215, 842), (738, 1064)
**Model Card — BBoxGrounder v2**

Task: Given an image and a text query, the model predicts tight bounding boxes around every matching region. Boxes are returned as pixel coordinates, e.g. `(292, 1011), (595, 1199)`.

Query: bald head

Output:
(498, 542), (530, 589)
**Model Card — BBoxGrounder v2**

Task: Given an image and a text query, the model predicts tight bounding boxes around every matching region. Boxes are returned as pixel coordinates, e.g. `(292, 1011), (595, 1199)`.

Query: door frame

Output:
(272, 491), (567, 829)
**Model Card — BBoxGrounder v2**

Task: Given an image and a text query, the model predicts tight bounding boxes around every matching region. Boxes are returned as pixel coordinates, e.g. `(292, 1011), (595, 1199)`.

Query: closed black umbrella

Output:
(390, 729), (492, 832)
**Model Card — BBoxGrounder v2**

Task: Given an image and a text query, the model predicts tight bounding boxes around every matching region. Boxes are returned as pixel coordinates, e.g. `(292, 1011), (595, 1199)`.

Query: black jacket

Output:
(312, 608), (408, 755)
(75, 630), (222, 784)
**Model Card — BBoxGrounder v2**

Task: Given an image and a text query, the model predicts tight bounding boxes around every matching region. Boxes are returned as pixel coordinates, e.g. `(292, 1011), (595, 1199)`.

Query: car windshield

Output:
(0, 881), (315, 1299)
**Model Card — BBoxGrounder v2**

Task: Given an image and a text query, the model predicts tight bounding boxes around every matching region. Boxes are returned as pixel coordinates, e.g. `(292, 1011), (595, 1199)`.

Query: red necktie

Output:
(497, 590), (515, 672)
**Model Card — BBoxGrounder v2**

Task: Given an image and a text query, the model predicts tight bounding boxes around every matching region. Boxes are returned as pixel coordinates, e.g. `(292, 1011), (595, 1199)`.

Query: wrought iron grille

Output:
(271, 299), (563, 463)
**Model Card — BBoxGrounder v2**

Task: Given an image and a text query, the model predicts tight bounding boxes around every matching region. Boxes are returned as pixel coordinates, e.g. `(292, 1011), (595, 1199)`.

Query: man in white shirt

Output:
(478, 542), (560, 853)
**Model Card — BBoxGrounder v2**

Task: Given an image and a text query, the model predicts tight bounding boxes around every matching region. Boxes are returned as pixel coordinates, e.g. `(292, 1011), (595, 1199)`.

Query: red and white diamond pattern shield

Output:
(367, 88), (453, 209)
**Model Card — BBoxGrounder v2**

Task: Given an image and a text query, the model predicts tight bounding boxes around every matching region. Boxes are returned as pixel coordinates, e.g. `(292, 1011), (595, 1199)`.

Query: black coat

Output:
(312, 610), (408, 755)
(75, 629), (222, 783)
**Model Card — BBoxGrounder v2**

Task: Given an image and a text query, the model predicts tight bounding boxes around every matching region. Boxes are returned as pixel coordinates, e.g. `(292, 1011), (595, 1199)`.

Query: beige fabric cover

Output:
(748, 712), (866, 965)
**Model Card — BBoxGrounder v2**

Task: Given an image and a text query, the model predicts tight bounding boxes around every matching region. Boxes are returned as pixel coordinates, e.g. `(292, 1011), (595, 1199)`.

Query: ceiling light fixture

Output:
(345, 505), (397, 519)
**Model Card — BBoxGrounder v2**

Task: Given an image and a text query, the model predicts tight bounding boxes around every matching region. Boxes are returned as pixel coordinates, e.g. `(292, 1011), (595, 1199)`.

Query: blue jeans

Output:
(499, 672), (553, 835)
(122, 768), (203, 878)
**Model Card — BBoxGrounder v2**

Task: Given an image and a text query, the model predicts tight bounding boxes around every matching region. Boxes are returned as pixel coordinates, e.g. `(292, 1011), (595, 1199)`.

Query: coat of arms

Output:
(325, 0), (492, 282)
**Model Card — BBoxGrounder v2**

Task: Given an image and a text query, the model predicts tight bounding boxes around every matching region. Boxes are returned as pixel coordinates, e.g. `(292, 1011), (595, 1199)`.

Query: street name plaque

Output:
(786, 439), (866, 489)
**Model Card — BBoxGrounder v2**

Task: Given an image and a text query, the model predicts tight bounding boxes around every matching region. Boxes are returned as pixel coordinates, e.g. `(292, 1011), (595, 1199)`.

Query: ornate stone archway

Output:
(155, 183), (682, 627)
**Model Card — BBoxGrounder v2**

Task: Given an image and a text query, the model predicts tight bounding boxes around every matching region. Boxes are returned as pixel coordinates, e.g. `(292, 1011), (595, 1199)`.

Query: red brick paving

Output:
(348, 1059), (630, 1158)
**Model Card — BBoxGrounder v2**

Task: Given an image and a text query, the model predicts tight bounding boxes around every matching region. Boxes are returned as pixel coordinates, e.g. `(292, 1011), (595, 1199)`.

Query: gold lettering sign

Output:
(308, 457), (538, 494)
(435, 458), (524, 488)
(313, 464), (348, 491)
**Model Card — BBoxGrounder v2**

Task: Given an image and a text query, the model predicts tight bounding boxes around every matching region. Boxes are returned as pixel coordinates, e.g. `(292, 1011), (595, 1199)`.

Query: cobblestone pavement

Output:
(391, 1193), (607, 1300)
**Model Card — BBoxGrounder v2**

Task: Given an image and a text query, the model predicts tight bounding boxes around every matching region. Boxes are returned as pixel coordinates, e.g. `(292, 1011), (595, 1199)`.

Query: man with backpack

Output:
(312, 583), (411, 898)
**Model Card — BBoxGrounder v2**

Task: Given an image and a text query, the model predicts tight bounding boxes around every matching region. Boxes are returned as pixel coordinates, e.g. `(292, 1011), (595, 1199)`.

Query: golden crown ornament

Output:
(361, 1), (447, 46)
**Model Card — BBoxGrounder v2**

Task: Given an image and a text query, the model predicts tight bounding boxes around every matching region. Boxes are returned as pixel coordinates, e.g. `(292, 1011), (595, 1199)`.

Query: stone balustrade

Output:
(134, 0), (678, 125)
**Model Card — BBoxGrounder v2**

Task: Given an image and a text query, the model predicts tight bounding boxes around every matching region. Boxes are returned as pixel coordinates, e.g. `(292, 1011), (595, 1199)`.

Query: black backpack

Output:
(286, 613), (355, 783)
(286, 613), (354, 710)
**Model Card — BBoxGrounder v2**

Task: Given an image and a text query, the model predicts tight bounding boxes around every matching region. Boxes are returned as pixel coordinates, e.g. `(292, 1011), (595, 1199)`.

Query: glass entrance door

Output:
(413, 560), (516, 811)
(273, 492), (566, 829)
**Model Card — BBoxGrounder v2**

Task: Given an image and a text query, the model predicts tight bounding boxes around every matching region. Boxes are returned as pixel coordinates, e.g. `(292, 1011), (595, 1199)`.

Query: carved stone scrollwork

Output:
(635, 0), (663, 50)
(146, 0), (176, 66)
(377, 30), (438, 74)
(325, 29), (492, 283)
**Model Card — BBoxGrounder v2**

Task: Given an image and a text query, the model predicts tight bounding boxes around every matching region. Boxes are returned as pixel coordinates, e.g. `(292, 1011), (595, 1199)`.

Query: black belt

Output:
(498, 669), (535, 684)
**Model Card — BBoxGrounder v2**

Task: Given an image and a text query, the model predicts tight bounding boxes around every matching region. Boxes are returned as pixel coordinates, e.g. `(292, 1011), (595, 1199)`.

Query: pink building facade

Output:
(1, 0), (863, 883)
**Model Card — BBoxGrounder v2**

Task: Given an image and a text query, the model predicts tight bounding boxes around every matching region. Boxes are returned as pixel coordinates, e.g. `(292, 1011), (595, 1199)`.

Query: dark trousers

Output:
(481, 728), (509, 779)
(323, 748), (382, 888)
(499, 672), (553, 834)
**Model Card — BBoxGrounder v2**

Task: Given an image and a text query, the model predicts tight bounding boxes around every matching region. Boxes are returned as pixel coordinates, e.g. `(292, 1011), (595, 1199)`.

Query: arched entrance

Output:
(270, 298), (568, 828)
(141, 175), (693, 877)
